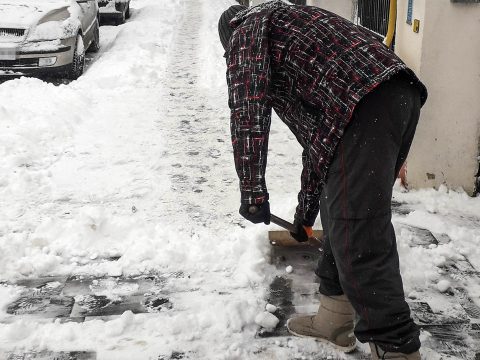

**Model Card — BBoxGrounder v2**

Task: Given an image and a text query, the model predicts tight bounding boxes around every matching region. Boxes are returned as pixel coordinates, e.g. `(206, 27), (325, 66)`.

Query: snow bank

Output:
(197, 0), (234, 89)
(393, 185), (480, 306)
(0, 0), (273, 358)
(0, 78), (90, 233)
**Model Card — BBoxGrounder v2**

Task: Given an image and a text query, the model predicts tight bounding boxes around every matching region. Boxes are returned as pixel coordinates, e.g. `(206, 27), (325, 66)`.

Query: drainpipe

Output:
(384, 0), (397, 48)
(384, 0), (406, 185)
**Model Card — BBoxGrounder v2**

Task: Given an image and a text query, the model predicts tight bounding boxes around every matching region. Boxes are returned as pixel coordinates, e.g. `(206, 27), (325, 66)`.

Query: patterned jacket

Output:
(226, 1), (427, 225)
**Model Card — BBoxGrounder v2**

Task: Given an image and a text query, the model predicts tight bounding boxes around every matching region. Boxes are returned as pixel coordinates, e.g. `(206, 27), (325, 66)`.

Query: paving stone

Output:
(396, 224), (440, 247)
(421, 324), (472, 359)
(70, 294), (146, 317)
(454, 287), (480, 320)
(259, 245), (321, 338)
(3, 351), (96, 359)
(7, 295), (75, 318)
(391, 200), (414, 215)
(409, 301), (469, 325)
(62, 275), (159, 297)
(158, 352), (185, 360)
(15, 277), (69, 295)
(3, 274), (175, 321)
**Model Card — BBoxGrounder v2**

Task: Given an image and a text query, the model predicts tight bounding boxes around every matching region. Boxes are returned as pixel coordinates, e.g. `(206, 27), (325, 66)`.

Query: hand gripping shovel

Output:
(249, 206), (324, 248)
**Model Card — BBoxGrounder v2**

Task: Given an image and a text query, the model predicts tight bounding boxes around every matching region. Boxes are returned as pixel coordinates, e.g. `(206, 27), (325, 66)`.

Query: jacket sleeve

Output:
(295, 150), (322, 226)
(226, 22), (272, 205)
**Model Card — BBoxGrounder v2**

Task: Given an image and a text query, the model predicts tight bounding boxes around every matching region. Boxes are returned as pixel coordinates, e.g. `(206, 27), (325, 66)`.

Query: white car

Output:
(0, 0), (100, 79)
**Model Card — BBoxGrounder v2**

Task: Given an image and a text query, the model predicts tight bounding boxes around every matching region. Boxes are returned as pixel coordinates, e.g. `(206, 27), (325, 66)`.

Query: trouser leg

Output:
(316, 194), (343, 296)
(315, 74), (422, 354)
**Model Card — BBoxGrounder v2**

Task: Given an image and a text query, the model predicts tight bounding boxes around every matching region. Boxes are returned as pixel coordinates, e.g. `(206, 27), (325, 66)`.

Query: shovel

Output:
(249, 206), (324, 248)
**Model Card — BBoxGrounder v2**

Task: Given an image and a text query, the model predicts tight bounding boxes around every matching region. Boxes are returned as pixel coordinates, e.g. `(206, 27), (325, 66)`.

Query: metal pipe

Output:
(384, 0), (397, 48)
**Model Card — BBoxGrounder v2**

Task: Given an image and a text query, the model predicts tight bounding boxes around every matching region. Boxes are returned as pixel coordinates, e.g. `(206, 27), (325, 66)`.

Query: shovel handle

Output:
(270, 214), (297, 233)
(248, 206), (297, 233)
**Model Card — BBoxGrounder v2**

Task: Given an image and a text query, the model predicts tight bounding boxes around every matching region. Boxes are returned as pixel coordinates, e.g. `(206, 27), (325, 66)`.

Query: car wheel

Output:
(88, 21), (100, 53)
(65, 34), (85, 80)
(125, 4), (131, 19)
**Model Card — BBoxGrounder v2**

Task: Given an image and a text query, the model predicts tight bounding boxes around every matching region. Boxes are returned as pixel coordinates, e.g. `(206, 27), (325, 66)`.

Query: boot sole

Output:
(286, 318), (357, 353)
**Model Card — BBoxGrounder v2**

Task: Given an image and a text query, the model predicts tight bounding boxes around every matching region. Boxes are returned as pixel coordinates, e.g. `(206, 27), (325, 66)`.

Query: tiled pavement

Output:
(261, 202), (480, 359)
(0, 274), (179, 360)
(2, 202), (480, 360)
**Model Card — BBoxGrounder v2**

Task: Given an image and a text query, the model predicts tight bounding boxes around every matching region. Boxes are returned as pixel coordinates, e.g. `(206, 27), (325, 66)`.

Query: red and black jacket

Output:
(225, 1), (427, 225)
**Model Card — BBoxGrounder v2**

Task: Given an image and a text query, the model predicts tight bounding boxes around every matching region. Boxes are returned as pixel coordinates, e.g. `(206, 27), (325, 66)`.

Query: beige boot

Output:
(286, 294), (356, 352)
(370, 343), (421, 360)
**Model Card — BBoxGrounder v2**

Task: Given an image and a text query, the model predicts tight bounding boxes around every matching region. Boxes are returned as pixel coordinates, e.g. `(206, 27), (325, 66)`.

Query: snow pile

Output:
(197, 0), (232, 89)
(0, 78), (90, 226)
(0, 0), (273, 358)
(393, 184), (480, 308)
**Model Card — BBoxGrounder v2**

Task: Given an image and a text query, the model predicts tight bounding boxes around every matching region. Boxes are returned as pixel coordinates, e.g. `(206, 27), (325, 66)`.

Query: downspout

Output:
(384, 0), (408, 187)
(384, 0), (397, 48)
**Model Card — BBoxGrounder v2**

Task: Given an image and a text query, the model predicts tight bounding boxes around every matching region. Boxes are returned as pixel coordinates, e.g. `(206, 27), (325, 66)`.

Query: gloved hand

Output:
(239, 201), (271, 225)
(290, 218), (313, 242)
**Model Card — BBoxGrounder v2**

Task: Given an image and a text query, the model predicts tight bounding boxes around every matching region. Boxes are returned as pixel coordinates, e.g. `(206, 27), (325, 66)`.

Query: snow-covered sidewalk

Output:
(0, 0), (480, 359)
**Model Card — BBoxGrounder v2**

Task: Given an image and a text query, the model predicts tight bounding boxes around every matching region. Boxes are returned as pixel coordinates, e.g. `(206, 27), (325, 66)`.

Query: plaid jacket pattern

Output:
(226, 1), (427, 225)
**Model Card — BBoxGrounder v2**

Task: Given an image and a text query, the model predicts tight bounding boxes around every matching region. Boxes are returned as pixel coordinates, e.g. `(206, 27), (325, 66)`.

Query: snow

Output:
(254, 311), (279, 331)
(0, 0), (479, 358)
(0, 0), (271, 357)
(265, 303), (277, 313)
(436, 279), (451, 293)
(0, 0), (82, 39)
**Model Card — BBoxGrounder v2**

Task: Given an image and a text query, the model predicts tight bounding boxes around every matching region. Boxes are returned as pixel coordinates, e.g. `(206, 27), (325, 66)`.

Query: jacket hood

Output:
(230, 0), (288, 28)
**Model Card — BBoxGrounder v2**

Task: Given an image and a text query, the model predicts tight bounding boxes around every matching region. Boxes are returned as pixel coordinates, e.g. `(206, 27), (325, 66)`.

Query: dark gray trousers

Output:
(316, 73), (422, 354)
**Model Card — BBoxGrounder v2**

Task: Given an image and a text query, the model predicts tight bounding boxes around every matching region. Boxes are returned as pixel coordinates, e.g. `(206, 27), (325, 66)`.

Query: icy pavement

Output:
(0, 0), (480, 359)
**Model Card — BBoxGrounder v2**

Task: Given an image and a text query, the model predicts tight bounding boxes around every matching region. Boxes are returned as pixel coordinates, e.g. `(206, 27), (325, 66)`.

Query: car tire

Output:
(125, 3), (131, 19)
(88, 21), (100, 53)
(65, 34), (85, 80)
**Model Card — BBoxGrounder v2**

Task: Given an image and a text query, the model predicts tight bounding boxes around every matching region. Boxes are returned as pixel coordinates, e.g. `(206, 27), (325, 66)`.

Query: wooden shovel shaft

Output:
(248, 206), (297, 233)
(269, 213), (324, 248)
(270, 214), (296, 233)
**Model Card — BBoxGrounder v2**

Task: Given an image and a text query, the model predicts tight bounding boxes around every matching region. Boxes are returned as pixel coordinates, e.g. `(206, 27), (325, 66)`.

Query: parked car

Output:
(0, 0), (100, 79)
(98, 0), (130, 25)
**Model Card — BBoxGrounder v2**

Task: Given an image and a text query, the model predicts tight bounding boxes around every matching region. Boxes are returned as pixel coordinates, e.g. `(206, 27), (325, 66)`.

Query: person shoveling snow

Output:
(219, 1), (427, 359)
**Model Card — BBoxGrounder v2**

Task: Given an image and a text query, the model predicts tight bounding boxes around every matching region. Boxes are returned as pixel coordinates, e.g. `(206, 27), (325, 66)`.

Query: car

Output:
(98, 0), (130, 25)
(0, 0), (100, 79)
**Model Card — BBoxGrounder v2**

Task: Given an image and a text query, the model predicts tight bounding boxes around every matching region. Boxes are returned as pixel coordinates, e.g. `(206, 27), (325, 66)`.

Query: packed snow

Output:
(0, 0), (479, 359)
(255, 311), (279, 331)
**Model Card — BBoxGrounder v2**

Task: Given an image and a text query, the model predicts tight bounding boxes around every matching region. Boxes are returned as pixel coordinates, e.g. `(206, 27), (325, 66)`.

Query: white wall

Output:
(395, 0), (480, 194)
(250, 0), (354, 20)
(395, 0), (426, 74)
(307, 0), (354, 20)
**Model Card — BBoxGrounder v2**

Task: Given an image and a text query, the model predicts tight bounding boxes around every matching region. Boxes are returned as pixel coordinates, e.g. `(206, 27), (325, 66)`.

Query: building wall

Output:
(395, 0), (426, 73)
(307, 0), (354, 20)
(250, 0), (354, 20)
(395, 0), (480, 194)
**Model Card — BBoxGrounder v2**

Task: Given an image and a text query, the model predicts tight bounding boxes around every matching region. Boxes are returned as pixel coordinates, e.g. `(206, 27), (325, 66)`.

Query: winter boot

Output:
(286, 294), (356, 352)
(370, 343), (421, 360)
